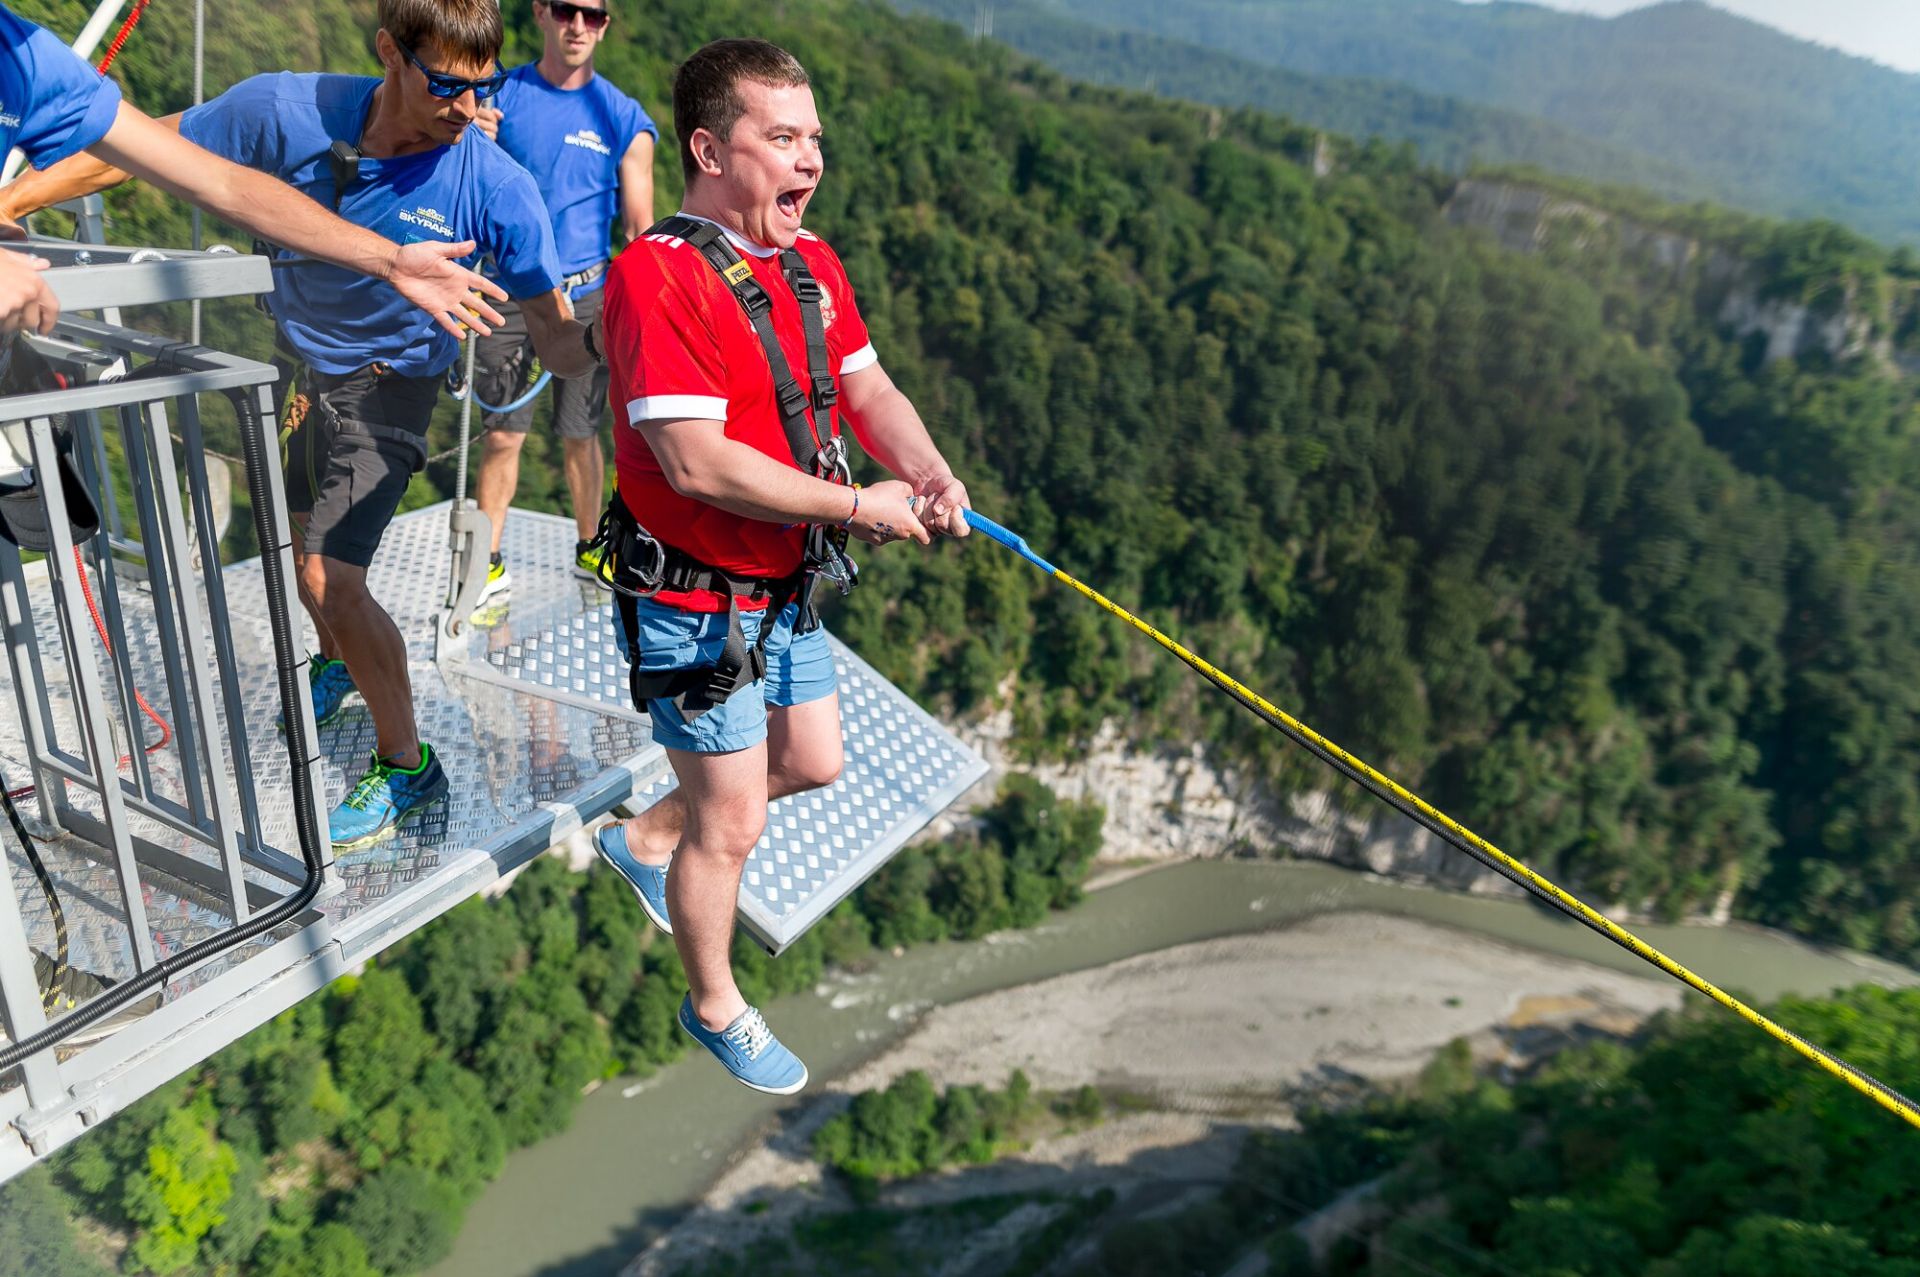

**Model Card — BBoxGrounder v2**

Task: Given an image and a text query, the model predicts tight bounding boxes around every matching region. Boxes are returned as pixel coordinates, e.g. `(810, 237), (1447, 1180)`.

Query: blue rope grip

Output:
(963, 509), (1058, 575)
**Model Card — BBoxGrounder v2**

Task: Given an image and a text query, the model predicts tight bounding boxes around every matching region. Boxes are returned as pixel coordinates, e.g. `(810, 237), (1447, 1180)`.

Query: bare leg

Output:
(475, 429), (526, 556)
(298, 553), (419, 767)
(289, 517), (342, 660)
(664, 693), (844, 1032)
(615, 692), (842, 865)
(561, 434), (605, 543)
(666, 741), (769, 1032)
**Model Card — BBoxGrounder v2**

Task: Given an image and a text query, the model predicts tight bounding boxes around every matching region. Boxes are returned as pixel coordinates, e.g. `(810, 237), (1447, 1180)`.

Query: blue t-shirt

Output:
(181, 72), (562, 377)
(0, 6), (123, 170)
(493, 65), (655, 284)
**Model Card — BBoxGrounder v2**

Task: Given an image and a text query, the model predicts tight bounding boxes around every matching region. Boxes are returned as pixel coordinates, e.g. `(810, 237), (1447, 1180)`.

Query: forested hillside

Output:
(12, 0), (1920, 1271)
(17, 0), (1920, 958)
(978, 0), (1920, 246)
(899, 0), (1706, 204)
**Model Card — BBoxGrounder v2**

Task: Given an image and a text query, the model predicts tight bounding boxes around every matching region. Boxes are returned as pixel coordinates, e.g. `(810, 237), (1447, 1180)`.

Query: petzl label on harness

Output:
(722, 259), (755, 286)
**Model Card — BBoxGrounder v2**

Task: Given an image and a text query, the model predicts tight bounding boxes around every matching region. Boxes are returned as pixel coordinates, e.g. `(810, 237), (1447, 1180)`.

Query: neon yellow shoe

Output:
(474, 553), (511, 606)
(573, 539), (610, 589)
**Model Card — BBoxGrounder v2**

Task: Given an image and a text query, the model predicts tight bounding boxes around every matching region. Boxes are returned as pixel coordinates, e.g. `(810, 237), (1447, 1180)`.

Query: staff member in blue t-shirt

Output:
(467, 0), (657, 595)
(9, 0), (606, 849)
(0, 2), (504, 339)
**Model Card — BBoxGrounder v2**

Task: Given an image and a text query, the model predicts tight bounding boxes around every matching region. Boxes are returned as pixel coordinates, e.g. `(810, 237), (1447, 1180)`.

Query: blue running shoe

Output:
(594, 822), (672, 934)
(329, 744), (450, 849)
(279, 655), (357, 732)
(679, 994), (808, 1095)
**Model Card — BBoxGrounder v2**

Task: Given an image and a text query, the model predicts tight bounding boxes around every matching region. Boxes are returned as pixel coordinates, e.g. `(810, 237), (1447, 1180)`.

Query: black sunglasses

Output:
(542, 0), (612, 30)
(392, 36), (508, 100)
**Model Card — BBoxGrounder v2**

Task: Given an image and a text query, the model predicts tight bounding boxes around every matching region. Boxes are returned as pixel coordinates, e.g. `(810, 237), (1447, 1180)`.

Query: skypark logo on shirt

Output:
(397, 206), (454, 239)
(0, 105), (21, 130)
(564, 128), (612, 156)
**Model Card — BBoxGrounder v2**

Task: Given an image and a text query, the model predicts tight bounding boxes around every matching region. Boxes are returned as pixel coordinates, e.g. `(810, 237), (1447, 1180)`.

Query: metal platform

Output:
(0, 500), (983, 1181)
(451, 519), (988, 947)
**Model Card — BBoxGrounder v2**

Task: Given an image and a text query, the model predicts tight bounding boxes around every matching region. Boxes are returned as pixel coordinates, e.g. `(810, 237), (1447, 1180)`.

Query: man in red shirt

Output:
(595, 38), (969, 1093)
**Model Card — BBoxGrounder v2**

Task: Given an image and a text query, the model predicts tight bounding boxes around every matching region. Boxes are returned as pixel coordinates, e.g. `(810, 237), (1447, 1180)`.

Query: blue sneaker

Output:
(594, 822), (672, 934)
(329, 744), (450, 849)
(279, 656), (357, 732)
(679, 994), (808, 1095)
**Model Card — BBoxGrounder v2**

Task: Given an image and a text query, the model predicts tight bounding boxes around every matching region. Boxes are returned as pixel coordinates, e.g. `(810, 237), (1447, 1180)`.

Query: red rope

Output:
(94, 0), (153, 76)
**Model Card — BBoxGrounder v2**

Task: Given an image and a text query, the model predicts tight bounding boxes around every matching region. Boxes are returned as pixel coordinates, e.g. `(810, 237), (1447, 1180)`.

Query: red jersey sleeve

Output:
(605, 250), (730, 428)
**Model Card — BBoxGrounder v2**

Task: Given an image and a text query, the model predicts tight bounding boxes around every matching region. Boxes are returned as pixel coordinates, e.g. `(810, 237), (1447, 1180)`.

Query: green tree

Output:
(122, 1097), (240, 1274)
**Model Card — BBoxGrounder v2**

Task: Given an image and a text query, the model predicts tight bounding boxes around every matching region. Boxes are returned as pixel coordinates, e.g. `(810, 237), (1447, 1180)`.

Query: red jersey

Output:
(603, 218), (876, 612)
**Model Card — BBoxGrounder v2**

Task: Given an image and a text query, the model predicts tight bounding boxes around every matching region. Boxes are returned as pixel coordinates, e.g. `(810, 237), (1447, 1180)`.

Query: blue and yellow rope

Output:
(965, 508), (1920, 1131)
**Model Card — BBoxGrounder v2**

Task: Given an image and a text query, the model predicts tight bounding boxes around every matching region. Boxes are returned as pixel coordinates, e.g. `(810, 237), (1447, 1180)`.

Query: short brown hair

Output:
(379, 0), (503, 67)
(672, 39), (810, 183)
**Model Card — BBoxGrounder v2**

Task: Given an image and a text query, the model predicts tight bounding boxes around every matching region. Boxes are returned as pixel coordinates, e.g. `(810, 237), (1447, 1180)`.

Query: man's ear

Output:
(373, 28), (401, 74)
(688, 127), (725, 180)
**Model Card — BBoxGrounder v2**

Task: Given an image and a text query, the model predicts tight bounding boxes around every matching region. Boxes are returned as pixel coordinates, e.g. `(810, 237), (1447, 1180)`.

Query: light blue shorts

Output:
(613, 595), (837, 754)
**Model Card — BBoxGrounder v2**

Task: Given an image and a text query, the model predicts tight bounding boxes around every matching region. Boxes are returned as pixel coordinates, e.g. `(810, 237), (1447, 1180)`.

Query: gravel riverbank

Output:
(626, 910), (1679, 1276)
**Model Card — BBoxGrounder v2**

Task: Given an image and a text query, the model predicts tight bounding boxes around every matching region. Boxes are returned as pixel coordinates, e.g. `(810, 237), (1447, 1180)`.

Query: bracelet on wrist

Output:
(839, 484), (861, 529)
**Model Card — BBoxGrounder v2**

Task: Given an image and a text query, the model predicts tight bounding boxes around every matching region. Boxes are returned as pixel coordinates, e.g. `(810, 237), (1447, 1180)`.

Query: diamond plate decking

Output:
(1, 502), (983, 1181)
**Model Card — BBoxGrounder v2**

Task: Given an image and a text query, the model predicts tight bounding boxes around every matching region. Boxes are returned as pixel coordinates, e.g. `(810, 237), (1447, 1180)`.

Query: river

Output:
(427, 858), (1915, 1277)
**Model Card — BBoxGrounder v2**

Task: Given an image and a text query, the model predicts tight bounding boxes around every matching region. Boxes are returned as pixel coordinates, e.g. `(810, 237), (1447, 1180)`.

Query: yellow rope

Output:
(1037, 554), (1920, 1130)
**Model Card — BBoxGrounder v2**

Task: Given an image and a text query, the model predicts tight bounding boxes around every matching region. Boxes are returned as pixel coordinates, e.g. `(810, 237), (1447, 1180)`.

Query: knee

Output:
(482, 430), (526, 459)
(773, 745), (842, 797)
(300, 559), (366, 623)
(687, 801), (767, 861)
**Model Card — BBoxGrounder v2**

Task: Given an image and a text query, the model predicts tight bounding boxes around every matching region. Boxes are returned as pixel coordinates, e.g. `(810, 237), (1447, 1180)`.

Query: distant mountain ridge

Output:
(917, 0), (1920, 245)
(903, 0), (1704, 200)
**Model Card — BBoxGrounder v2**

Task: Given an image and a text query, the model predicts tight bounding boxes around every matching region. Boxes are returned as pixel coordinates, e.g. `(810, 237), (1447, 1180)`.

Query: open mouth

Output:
(776, 188), (811, 221)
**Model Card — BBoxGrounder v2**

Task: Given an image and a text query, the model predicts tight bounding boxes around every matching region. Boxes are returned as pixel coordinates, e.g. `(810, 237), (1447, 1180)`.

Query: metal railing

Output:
(0, 246), (328, 1123)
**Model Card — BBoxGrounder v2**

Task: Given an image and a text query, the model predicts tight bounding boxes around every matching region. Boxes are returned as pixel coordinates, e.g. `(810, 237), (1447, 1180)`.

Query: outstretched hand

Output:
(0, 248), (58, 336)
(389, 239), (508, 338)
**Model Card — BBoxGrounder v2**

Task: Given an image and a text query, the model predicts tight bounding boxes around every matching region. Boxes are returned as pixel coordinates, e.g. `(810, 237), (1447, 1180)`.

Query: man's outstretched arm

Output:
(0, 105), (506, 338)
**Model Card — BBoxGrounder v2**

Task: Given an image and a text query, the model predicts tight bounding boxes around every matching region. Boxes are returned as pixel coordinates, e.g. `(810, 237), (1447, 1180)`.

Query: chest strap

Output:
(646, 214), (848, 484)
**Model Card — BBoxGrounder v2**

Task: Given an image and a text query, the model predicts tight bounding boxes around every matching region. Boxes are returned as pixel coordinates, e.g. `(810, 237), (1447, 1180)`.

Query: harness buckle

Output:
(776, 380), (811, 420)
(817, 435), (851, 485)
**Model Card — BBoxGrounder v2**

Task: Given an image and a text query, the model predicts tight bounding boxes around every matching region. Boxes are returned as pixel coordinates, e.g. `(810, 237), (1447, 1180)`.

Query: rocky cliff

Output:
(1443, 177), (1919, 373)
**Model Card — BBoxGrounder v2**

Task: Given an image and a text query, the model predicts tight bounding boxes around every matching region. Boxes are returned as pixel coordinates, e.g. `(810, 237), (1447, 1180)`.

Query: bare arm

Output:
(618, 133), (655, 246)
(0, 105), (506, 337)
(519, 287), (600, 380)
(840, 363), (970, 536)
(640, 416), (927, 545)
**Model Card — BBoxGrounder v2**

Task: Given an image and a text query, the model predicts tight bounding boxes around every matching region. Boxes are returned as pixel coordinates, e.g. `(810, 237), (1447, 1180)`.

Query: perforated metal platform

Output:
(1, 502), (982, 1178)
(459, 539), (988, 947)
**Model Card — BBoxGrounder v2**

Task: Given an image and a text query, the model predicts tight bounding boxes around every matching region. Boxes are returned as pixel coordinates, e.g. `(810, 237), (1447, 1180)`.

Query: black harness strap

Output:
(649, 215), (845, 481)
(597, 215), (861, 723)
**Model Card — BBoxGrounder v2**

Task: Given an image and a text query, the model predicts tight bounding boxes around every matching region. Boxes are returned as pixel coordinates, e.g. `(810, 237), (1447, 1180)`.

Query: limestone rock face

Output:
(1442, 177), (1915, 374)
(956, 711), (1518, 895)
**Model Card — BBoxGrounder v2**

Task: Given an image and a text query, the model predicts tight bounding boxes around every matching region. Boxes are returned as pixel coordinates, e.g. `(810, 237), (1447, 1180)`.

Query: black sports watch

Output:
(582, 318), (604, 364)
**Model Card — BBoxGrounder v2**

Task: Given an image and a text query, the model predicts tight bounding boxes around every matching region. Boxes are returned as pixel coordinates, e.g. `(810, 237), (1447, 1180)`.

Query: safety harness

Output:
(595, 214), (859, 723)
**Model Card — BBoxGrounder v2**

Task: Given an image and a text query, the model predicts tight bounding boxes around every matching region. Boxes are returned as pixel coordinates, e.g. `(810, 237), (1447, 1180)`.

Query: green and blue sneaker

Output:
(594, 822), (671, 934)
(279, 655), (357, 732)
(573, 539), (610, 589)
(328, 744), (450, 849)
(678, 994), (808, 1095)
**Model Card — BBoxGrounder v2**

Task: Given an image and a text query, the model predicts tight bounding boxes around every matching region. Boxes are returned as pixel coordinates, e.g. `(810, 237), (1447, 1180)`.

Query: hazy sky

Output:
(1488, 0), (1920, 74)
